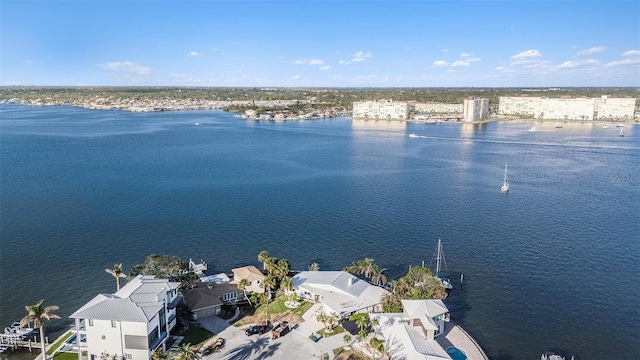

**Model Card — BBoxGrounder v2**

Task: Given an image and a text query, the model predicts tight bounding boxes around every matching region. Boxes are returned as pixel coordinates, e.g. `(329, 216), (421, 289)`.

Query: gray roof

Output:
(401, 300), (448, 320)
(382, 324), (450, 360)
(292, 271), (388, 316)
(70, 275), (179, 322)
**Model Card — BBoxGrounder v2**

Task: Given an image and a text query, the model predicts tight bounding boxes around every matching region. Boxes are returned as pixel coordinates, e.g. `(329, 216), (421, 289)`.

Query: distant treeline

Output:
(1, 86), (638, 109)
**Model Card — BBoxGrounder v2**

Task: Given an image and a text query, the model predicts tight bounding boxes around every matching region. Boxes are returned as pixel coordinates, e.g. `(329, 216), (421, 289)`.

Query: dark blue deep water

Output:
(1, 105), (639, 359)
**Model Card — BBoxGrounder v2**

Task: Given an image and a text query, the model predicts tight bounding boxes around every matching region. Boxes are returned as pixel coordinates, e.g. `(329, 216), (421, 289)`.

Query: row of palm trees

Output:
(257, 251), (293, 323)
(343, 257), (388, 286)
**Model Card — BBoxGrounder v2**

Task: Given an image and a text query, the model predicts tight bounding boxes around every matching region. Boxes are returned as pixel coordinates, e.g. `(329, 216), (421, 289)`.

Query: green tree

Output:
(258, 251), (271, 271)
(129, 254), (188, 281)
(238, 278), (252, 307)
(20, 300), (60, 360)
(105, 263), (127, 291)
(171, 343), (200, 360)
(371, 264), (387, 286)
(263, 274), (277, 324)
(343, 334), (352, 347)
(272, 258), (290, 280)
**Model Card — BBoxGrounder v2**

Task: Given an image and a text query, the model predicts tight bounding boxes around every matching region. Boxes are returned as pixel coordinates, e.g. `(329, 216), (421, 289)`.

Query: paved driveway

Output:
(198, 310), (345, 360)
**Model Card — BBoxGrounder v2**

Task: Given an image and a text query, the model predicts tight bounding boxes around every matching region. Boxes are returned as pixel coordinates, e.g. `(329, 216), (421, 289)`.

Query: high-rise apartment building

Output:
(463, 97), (489, 122)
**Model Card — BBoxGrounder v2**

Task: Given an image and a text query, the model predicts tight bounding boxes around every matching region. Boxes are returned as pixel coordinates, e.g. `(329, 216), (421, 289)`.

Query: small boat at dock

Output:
(430, 239), (453, 290)
(3, 322), (36, 339)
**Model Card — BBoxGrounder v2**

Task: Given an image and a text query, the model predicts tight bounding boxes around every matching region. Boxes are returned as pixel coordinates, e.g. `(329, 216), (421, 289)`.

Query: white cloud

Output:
(188, 51), (203, 57)
(605, 58), (640, 67)
(442, 49), (449, 53)
(558, 59), (600, 69)
(293, 58), (324, 65)
(460, 52), (471, 57)
(320, 65), (331, 71)
(290, 75), (302, 80)
(353, 51), (372, 59)
(510, 50), (542, 60)
(338, 60), (350, 65)
(433, 60), (449, 66)
(621, 50), (640, 57)
(351, 57), (365, 62)
(451, 60), (471, 67)
(170, 73), (187, 78)
(577, 46), (606, 55)
(98, 61), (151, 74)
(557, 59), (599, 69)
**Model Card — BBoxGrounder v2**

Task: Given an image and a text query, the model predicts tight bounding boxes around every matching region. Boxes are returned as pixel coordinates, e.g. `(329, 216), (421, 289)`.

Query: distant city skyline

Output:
(2, 1), (639, 87)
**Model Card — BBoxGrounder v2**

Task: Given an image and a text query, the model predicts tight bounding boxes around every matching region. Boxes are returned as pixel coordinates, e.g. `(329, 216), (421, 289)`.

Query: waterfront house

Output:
(369, 299), (451, 360)
(231, 265), (265, 293)
(182, 282), (243, 319)
(69, 275), (182, 360)
(291, 271), (388, 319)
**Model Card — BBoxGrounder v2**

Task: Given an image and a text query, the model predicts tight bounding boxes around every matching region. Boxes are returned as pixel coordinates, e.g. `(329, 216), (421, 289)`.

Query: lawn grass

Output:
(254, 297), (313, 317)
(47, 331), (73, 355)
(180, 326), (215, 347)
(52, 352), (79, 360)
(318, 325), (346, 337)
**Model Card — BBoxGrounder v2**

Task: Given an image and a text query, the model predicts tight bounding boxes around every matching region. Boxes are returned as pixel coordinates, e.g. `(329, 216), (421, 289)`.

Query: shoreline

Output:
(2, 101), (637, 125)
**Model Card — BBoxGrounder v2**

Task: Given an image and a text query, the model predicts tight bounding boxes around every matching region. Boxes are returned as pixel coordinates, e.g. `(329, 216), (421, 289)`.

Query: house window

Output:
(111, 320), (117, 328)
(88, 319), (94, 326)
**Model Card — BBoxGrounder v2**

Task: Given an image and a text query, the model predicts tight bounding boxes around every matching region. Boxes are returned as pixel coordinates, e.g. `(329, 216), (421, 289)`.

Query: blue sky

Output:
(2, 1), (639, 87)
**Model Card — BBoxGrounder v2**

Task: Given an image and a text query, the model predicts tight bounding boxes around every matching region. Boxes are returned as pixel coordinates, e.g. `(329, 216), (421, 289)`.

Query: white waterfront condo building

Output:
(463, 97), (490, 122)
(70, 275), (182, 360)
(498, 95), (636, 121)
(353, 100), (410, 120)
(414, 102), (463, 114)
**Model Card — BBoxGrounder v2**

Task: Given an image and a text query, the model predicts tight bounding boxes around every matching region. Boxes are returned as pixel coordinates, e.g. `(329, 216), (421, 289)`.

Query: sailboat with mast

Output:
(430, 239), (453, 290)
(501, 162), (510, 193)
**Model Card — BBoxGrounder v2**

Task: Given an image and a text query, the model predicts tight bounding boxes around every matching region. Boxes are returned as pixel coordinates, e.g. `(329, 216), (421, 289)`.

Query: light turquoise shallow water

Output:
(1, 105), (639, 359)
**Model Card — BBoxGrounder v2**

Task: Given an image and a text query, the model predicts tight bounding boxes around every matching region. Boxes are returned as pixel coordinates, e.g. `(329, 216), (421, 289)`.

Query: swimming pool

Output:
(446, 347), (468, 360)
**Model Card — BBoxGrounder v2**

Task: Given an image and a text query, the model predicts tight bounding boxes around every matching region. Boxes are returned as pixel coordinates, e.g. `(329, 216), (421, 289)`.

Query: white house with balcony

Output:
(369, 299), (451, 360)
(291, 271), (388, 319)
(69, 275), (182, 360)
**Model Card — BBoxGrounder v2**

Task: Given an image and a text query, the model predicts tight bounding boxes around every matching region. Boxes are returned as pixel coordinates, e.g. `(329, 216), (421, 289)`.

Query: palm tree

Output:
(151, 349), (170, 360)
(105, 263), (127, 291)
(238, 278), (252, 307)
(258, 251), (270, 271)
(342, 334), (352, 348)
(263, 274), (277, 324)
(371, 264), (387, 286)
(281, 276), (293, 293)
(361, 258), (375, 279)
(273, 259), (290, 280)
(350, 313), (370, 334)
(21, 299), (60, 360)
(308, 262), (320, 271)
(171, 343), (200, 360)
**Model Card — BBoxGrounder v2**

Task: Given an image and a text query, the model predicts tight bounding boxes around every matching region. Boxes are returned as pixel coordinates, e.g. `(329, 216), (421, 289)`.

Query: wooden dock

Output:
(0, 333), (43, 352)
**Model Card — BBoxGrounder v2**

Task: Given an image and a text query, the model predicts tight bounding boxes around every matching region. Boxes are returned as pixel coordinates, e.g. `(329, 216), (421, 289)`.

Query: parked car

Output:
(245, 325), (267, 336)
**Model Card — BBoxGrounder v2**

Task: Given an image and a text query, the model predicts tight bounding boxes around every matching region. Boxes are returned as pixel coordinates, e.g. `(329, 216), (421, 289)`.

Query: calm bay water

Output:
(1, 105), (639, 359)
